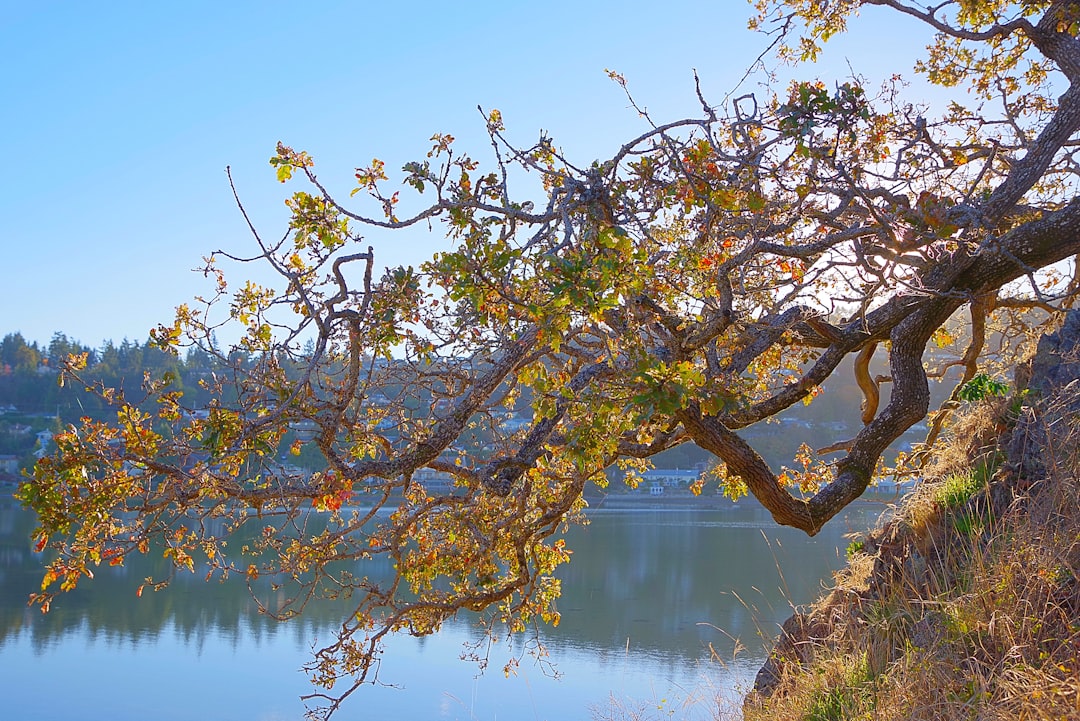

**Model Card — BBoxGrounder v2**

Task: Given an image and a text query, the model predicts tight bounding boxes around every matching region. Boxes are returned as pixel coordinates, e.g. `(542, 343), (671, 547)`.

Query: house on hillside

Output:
(412, 467), (455, 494)
(0, 455), (19, 475)
(641, 468), (701, 490)
(7, 423), (31, 437)
(34, 430), (54, 459)
(501, 413), (532, 433)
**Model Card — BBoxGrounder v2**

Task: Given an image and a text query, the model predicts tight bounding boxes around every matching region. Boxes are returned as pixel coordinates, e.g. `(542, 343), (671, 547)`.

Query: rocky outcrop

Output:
(747, 310), (1080, 707)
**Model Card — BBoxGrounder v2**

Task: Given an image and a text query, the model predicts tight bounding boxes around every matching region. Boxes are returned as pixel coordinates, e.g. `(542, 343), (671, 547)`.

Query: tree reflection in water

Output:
(0, 499), (877, 720)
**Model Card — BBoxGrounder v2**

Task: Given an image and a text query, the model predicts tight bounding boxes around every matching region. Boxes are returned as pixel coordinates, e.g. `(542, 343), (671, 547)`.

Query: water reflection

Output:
(556, 507), (876, 662)
(0, 499), (879, 720)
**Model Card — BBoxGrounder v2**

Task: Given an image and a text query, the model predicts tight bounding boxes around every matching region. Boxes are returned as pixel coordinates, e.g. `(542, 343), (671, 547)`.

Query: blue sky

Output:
(2, 1), (934, 348)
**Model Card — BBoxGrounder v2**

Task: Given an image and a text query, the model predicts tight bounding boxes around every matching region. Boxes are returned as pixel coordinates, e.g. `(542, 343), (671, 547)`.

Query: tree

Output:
(19, 2), (1080, 717)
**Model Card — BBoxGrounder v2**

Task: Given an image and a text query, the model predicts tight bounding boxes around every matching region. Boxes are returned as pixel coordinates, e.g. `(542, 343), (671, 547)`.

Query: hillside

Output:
(744, 312), (1080, 721)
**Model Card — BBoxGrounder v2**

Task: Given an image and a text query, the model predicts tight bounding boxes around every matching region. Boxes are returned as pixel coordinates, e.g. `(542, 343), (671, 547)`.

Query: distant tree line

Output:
(0, 332), (231, 467)
(0, 329), (953, 475)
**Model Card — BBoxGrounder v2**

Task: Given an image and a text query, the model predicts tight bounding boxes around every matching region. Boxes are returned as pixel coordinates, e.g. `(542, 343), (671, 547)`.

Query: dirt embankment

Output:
(744, 312), (1080, 721)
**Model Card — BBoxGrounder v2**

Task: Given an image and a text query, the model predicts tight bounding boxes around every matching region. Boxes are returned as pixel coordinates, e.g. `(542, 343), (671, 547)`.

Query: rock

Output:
(746, 309), (1080, 709)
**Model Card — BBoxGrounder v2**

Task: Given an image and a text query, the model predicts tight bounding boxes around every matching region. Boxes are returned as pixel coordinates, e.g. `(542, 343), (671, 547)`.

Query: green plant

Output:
(952, 511), (978, 536)
(938, 472), (982, 511)
(845, 539), (865, 559)
(805, 686), (848, 721)
(972, 454), (1001, 486)
(804, 654), (873, 721)
(957, 374), (1009, 403)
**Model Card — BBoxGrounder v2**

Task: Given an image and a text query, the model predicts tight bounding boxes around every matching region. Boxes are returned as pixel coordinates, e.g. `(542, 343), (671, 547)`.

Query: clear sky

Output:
(2, 1), (934, 349)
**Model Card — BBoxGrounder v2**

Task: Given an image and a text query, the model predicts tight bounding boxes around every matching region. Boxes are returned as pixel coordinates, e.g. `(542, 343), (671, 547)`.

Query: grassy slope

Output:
(744, 324), (1080, 721)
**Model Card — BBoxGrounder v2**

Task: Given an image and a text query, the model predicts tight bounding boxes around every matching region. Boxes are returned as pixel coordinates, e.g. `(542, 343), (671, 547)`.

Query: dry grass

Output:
(745, 383), (1080, 721)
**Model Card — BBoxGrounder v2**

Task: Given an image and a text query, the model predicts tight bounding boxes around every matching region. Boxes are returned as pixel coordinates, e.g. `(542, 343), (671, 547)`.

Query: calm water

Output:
(0, 499), (879, 720)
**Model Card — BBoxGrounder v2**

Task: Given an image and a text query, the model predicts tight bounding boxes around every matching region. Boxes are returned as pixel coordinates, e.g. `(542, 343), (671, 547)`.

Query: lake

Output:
(0, 499), (880, 720)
